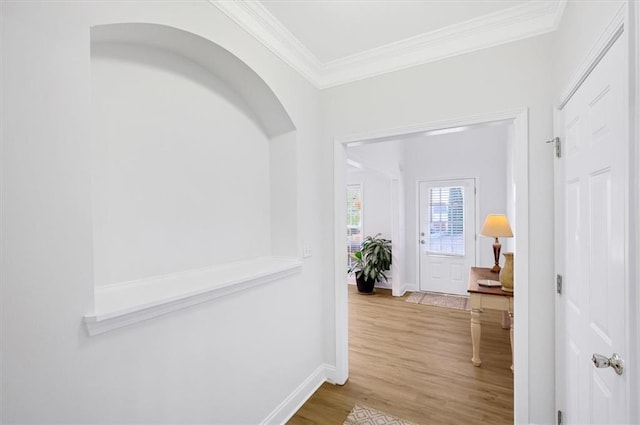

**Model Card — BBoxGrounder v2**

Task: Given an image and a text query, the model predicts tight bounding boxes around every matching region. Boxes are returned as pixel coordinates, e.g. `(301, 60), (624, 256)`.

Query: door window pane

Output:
(427, 186), (464, 255)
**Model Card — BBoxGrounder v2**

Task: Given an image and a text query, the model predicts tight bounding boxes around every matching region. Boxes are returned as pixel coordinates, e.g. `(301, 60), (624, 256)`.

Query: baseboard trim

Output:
(260, 363), (333, 425)
(400, 282), (417, 295)
(323, 364), (339, 384)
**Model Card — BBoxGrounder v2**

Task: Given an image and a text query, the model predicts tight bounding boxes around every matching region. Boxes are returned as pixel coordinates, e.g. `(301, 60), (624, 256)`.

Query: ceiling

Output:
(212, 0), (566, 88)
(260, 1), (530, 63)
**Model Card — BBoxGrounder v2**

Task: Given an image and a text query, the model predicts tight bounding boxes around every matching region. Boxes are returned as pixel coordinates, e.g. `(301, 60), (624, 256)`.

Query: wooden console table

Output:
(467, 267), (514, 371)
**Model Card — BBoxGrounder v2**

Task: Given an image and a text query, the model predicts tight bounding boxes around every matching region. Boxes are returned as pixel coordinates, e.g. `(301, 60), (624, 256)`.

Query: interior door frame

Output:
(416, 177), (478, 294)
(553, 3), (637, 423)
(333, 108), (530, 423)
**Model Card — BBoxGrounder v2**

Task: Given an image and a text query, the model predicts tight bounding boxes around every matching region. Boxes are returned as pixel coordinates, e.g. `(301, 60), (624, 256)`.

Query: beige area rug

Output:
(344, 404), (418, 425)
(406, 291), (470, 311)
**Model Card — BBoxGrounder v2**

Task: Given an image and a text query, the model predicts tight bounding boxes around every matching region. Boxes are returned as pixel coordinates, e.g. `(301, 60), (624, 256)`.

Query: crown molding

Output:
(210, 0), (322, 84)
(211, 0), (566, 89)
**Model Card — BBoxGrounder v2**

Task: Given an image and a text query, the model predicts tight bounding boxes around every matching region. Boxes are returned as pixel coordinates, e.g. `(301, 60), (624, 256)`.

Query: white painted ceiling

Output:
(213, 0), (566, 88)
(260, 0), (529, 63)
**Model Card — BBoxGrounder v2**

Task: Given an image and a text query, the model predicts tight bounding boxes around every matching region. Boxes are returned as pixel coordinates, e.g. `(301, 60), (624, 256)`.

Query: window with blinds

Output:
(427, 185), (465, 255)
(347, 184), (363, 266)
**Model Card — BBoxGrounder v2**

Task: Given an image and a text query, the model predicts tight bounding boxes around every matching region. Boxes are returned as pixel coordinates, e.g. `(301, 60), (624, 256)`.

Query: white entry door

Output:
(419, 178), (476, 295)
(554, 28), (629, 424)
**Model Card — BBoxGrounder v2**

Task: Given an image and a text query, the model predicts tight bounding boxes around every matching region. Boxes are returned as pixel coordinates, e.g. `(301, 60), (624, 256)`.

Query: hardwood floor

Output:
(288, 285), (514, 425)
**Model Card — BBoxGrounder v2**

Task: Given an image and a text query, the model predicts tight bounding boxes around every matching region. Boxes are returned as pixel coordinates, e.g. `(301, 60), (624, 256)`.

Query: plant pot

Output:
(356, 275), (376, 294)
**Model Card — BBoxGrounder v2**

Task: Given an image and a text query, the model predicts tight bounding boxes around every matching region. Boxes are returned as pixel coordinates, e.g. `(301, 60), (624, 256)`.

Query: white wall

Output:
(322, 34), (555, 424)
(552, 1), (626, 96)
(402, 124), (510, 289)
(347, 140), (402, 179)
(1, 2), (329, 424)
(505, 124), (516, 254)
(91, 41), (272, 285)
(346, 140), (401, 241)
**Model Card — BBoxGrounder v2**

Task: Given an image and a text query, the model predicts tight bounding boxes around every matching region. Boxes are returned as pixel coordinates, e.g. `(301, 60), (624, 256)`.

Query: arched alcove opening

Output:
(85, 23), (299, 335)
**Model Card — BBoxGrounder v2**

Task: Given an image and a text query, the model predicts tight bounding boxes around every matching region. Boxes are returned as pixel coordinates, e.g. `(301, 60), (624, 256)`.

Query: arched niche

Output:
(91, 23), (295, 138)
(85, 23), (299, 335)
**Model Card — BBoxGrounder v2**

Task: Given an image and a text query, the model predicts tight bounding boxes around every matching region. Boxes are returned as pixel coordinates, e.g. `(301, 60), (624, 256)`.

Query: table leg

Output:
(509, 310), (514, 372)
(470, 308), (481, 366)
(501, 310), (511, 329)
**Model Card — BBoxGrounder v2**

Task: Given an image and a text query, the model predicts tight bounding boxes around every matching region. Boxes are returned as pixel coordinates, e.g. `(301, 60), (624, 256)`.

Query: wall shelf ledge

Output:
(83, 256), (302, 336)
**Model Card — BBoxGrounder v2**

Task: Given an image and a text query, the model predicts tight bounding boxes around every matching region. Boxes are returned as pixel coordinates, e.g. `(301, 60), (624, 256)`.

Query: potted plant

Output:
(348, 233), (392, 294)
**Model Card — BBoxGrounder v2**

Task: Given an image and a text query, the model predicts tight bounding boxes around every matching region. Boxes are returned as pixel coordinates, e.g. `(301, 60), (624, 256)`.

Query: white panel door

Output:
(419, 179), (475, 295)
(555, 31), (629, 424)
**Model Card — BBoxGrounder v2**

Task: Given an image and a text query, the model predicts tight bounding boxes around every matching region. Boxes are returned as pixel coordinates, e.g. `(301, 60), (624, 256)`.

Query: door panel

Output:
(555, 32), (628, 425)
(418, 178), (475, 295)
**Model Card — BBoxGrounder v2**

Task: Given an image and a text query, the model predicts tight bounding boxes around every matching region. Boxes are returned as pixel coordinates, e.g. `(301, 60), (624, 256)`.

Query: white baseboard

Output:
(348, 279), (392, 290)
(323, 364), (339, 384)
(260, 363), (333, 425)
(400, 282), (417, 294)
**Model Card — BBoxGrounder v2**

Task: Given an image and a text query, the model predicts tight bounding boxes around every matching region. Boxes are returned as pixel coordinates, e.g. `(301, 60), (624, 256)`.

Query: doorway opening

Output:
(333, 109), (529, 423)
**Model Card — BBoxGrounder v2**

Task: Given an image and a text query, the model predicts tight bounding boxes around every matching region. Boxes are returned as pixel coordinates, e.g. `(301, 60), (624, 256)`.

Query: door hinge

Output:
(556, 274), (563, 294)
(557, 410), (563, 425)
(547, 137), (561, 158)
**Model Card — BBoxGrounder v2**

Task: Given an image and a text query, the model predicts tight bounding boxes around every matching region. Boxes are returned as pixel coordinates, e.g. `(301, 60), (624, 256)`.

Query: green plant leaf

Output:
(353, 233), (392, 282)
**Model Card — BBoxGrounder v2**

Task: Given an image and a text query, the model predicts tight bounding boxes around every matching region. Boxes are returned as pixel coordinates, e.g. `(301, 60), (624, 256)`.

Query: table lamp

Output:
(480, 214), (513, 273)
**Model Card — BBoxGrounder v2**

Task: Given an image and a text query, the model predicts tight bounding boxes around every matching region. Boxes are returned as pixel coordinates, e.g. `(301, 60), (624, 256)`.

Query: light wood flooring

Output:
(287, 285), (514, 425)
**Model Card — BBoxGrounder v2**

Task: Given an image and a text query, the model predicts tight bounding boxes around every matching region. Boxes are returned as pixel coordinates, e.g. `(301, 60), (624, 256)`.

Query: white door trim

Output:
(554, 3), (638, 423)
(333, 108), (530, 423)
(635, 3), (640, 424)
(557, 3), (626, 109)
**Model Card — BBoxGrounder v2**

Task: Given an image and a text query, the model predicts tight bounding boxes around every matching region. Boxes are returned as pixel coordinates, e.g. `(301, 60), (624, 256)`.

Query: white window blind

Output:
(427, 185), (465, 255)
(347, 184), (362, 266)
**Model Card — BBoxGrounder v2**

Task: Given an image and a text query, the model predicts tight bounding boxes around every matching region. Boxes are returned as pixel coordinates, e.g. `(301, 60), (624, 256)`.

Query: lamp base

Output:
(491, 239), (502, 274)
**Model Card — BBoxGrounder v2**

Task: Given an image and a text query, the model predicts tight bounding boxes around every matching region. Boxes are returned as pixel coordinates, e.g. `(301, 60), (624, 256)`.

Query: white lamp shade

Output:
(480, 214), (513, 238)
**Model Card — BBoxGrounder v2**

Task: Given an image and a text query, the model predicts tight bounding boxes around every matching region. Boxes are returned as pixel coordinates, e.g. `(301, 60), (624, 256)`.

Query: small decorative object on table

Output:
(499, 252), (514, 292)
(477, 279), (501, 287)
